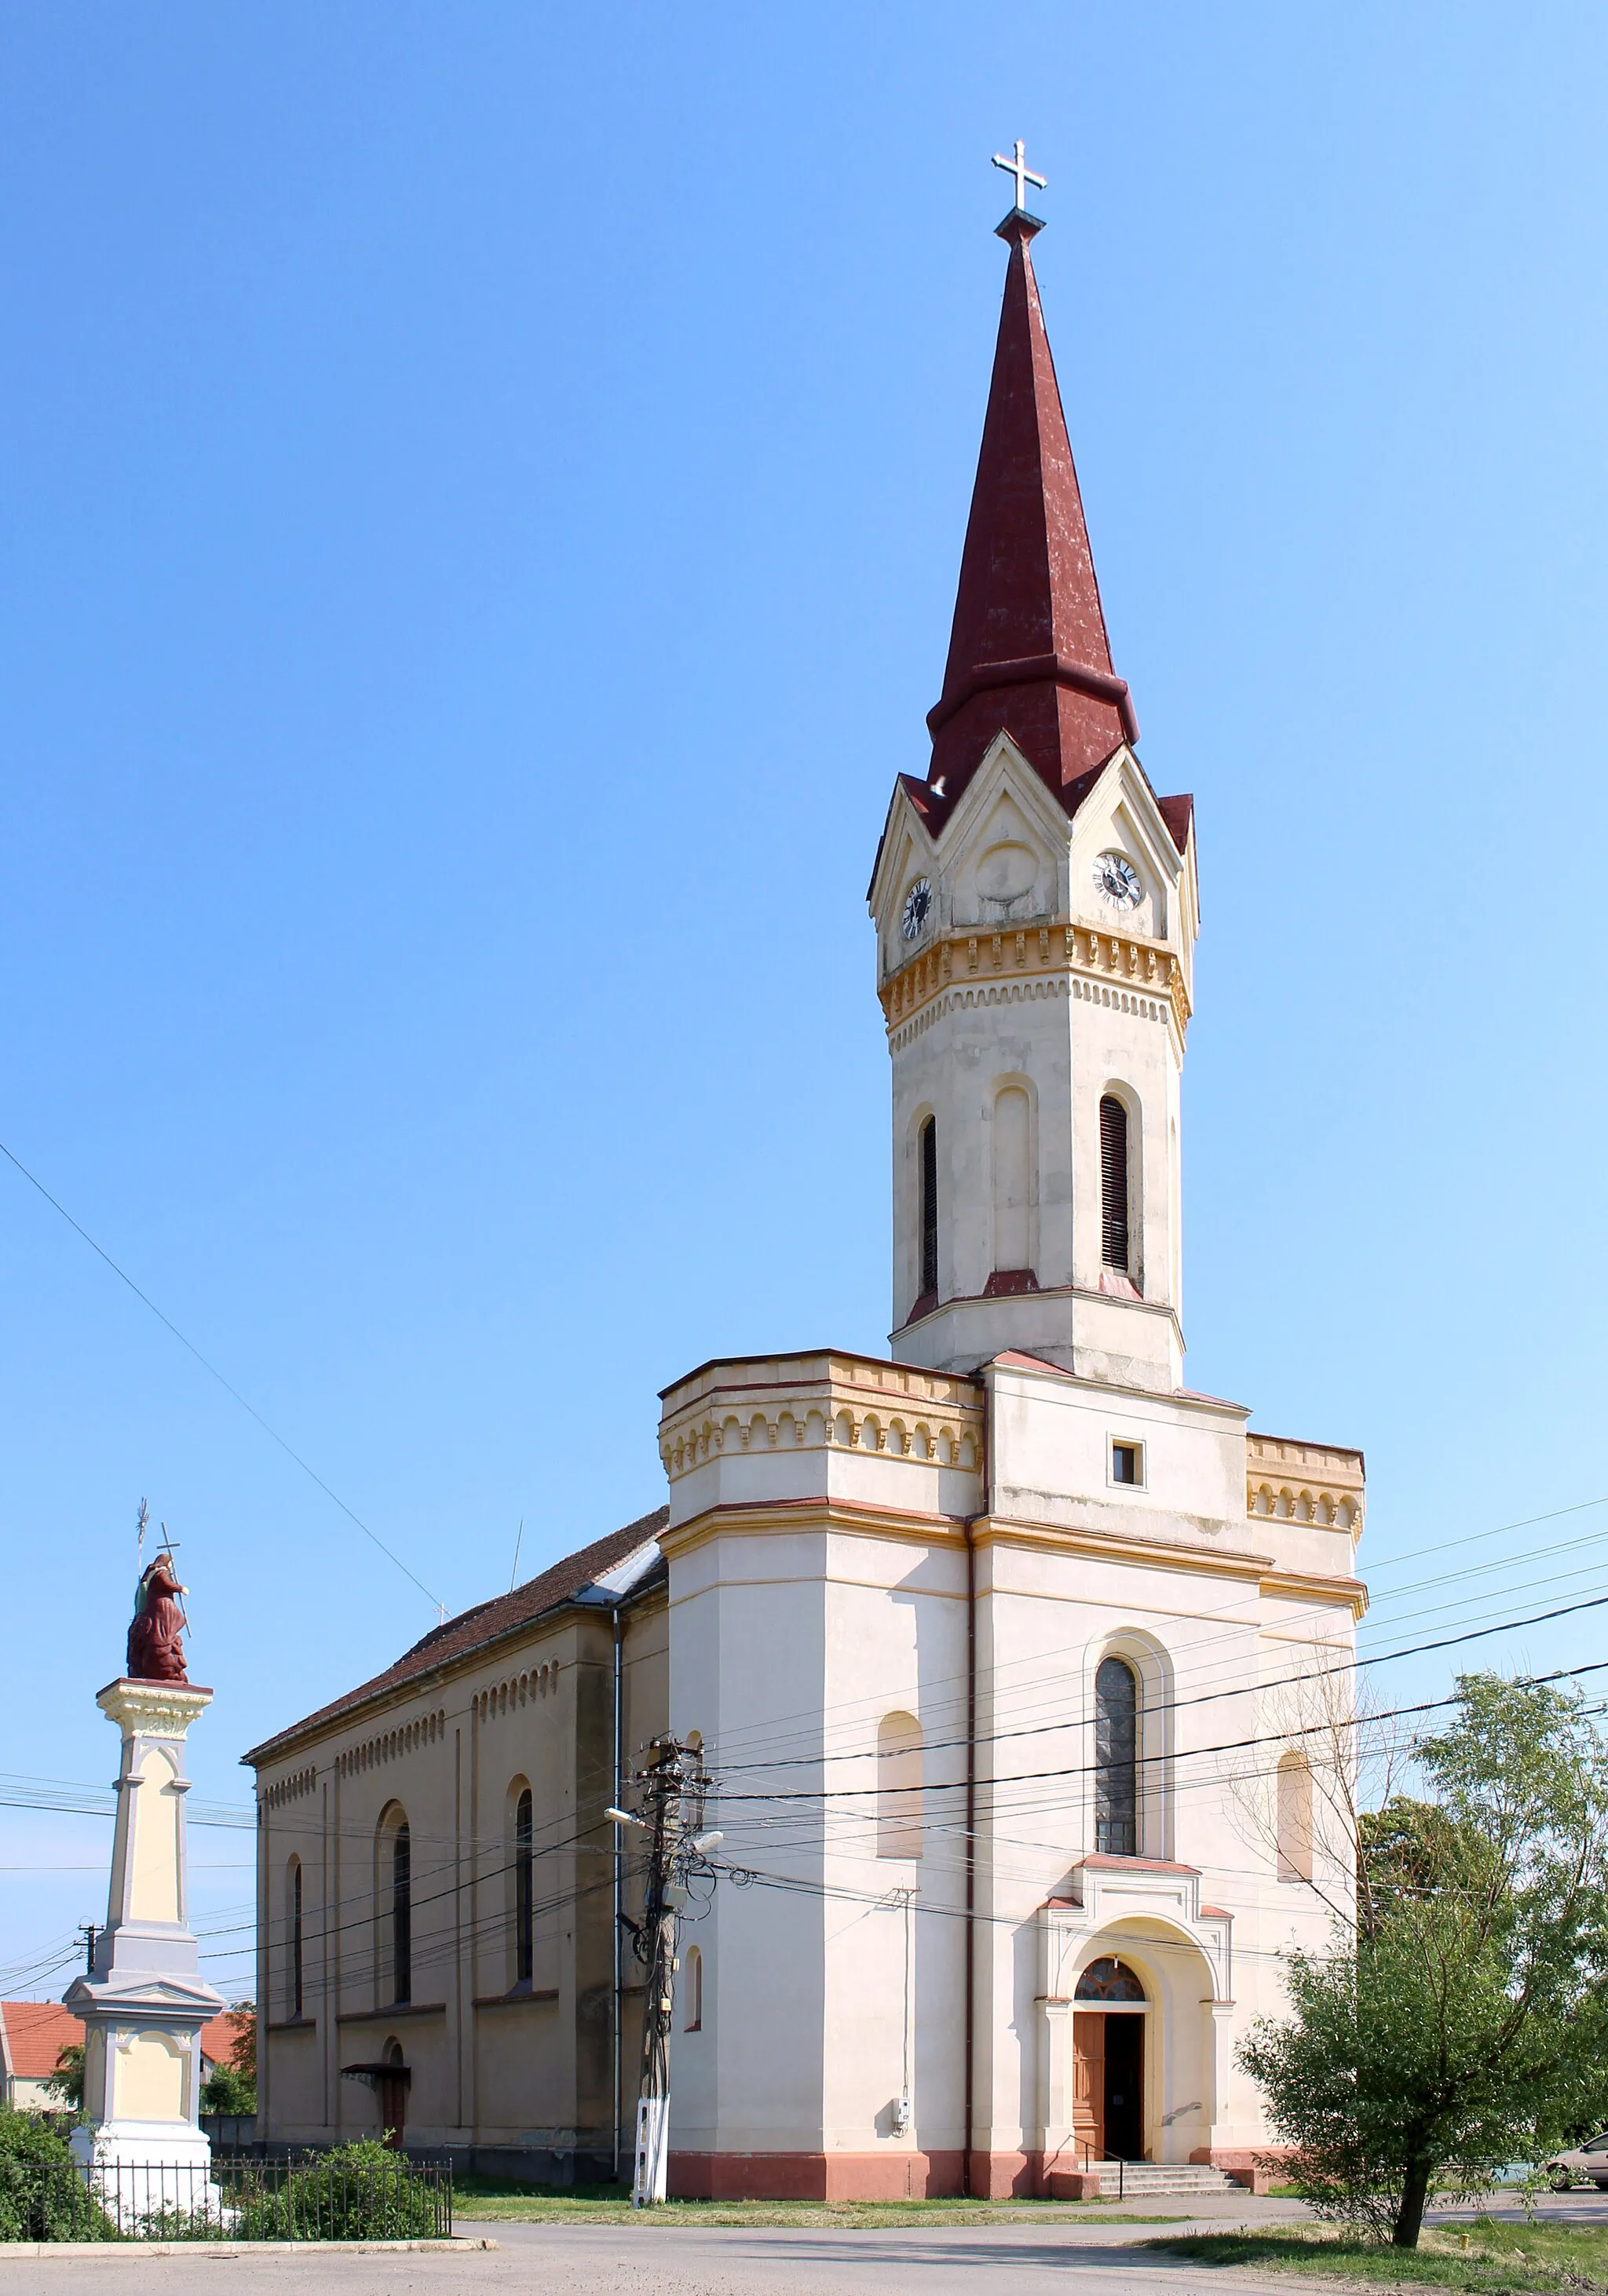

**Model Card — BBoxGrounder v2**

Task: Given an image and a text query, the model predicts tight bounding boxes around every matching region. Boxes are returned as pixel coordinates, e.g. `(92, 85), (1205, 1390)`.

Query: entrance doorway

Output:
(1071, 1956), (1148, 2163)
(1102, 2013), (1142, 2159)
(378, 2040), (407, 2149)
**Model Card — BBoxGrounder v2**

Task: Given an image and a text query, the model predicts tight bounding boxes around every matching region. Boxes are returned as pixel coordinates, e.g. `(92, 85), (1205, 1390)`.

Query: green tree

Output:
(199, 2003), (257, 2115)
(43, 2045), (83, 2112)
(199, 2061), (254, 2115)
(1239, 1673), (1608, 2249)
(225, 2000), (256, 2084)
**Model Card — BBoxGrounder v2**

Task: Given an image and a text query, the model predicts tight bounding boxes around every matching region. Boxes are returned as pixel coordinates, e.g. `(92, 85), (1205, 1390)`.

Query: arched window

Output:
(919, 1118), (938, 1302)
(1099, 1095), (1131, 1272)
(513, 1787), (534, 1985)
(992, 1085), (1032, 1276)
(287, 1857), (303, 2021)
(390, 1821), (411, 2006)
(1277, 1751), (1314, 1882)
(877, 1712), (923, 1859)
(1095, 1657), (1138, 1856)
(683, 1944), (703, 2031)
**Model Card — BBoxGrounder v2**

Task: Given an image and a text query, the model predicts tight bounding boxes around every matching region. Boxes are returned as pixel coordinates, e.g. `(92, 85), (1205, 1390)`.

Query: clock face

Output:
(901, 878), (934, 941)
(1095, 852), (1142, 911)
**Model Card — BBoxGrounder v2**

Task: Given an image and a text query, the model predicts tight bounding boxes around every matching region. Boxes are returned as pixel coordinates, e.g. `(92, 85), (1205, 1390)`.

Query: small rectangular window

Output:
(1111, 1441), (1142, 1487)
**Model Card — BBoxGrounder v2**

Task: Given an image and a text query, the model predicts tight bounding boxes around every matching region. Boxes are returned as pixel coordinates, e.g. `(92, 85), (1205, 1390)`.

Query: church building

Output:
(246, 180), (1367, 2200)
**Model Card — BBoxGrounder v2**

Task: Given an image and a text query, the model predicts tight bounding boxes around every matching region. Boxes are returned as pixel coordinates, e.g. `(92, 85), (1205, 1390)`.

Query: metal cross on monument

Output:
(992, 138), (1047, 214)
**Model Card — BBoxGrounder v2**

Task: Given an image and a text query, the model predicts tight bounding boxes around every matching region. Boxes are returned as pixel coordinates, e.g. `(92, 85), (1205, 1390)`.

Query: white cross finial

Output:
(992, 139), (1047, 213)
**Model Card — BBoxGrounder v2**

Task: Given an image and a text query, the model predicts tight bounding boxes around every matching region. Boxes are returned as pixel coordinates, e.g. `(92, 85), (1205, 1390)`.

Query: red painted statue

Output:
(127, 1554), (189, 1683)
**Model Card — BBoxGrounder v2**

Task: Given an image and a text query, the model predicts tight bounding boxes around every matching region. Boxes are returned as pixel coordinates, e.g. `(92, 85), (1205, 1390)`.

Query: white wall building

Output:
(250, 189), (1365, 2201)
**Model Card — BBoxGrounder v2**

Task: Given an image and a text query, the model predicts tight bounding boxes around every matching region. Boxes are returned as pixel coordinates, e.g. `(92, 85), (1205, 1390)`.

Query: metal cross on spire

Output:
(992, 138), (1047, 214)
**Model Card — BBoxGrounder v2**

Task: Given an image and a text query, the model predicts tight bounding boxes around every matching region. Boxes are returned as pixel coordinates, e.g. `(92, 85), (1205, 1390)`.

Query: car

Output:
(1544, 2134), (1608, 2190)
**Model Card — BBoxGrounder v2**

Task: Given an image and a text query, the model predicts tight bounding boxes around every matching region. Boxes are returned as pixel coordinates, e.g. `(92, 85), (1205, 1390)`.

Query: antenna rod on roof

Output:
(510, 1517), (524, 1593)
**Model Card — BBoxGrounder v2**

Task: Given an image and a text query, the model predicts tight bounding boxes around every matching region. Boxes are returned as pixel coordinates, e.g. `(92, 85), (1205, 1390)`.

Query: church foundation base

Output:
(1190, 2146), (1287, 2194)
(670, 2151), (973, 2201)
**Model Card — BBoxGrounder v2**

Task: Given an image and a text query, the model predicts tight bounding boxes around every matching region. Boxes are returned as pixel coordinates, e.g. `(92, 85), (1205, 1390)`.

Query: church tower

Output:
(868, 197), (1199, 1394)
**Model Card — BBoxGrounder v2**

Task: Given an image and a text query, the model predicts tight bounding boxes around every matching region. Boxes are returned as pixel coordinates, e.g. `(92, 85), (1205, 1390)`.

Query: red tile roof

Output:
(243, 1508), (668, 1766)
(1157, 793), (1194, 854)
(198, 2011), (246, 2068)
(1, 2002), (82, 2081)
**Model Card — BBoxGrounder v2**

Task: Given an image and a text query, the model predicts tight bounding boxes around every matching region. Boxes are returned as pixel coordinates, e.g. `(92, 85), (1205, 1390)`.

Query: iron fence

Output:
(0, 2155), (452, 2243)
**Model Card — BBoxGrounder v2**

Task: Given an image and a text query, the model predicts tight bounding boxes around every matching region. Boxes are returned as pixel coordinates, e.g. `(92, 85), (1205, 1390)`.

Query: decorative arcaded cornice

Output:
(97, 1680), (214, 1739)
(880, 922), (1190, 1042)
(260, 1765), (317, 1811)
(659, 1350), (985, 1484)
(1246, 1434), (1365, 1539)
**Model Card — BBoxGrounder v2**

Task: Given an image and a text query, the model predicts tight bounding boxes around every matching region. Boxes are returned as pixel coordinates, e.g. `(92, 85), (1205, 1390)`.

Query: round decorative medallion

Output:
(1095, 852), (1142, 910)
(901, 878), (934, 940)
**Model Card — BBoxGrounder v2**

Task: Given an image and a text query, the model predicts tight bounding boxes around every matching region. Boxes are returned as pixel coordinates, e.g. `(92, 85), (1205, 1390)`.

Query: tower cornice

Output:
(879, 921), (1191, 1046)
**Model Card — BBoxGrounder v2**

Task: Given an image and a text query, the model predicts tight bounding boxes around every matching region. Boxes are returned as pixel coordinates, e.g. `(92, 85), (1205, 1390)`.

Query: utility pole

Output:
(607, 1736), (719, 2208)
(76, 1923), (97, 1973)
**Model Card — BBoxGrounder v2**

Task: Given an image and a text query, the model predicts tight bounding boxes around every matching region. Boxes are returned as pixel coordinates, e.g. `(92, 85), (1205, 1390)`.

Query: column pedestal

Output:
(64, 1680), (225, 2218)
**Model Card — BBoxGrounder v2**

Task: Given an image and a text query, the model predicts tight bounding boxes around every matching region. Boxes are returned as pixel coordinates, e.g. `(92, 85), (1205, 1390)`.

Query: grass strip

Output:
(451, 2181), (1191, 2229)
(1146, 2216), (1608, 2291)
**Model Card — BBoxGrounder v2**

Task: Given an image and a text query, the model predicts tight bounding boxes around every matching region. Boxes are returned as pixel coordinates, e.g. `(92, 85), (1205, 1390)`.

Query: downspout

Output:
(962, 1515), (976, 2198)
(612, 1604), (624, 2184)
(961, 1400), (988, 2200)
(959, 1378), (988, 2204)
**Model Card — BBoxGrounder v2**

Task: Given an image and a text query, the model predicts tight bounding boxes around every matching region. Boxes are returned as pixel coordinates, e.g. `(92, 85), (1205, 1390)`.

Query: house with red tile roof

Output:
(0, 2002), (82, 2111)
(0, 2001), (247, 2113)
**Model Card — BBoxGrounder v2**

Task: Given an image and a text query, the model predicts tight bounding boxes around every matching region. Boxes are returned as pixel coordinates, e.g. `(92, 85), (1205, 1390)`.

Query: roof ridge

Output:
(243, 1506), (668, 1767)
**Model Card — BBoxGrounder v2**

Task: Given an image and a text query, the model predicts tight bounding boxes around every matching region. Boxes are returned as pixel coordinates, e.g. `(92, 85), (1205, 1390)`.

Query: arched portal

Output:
(378, 2037), (407, 2151)
(1071, 1957), (1148, 2161)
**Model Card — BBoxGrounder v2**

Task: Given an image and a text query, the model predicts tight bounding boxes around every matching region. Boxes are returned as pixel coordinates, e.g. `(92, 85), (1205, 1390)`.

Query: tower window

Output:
(1111, 1441), (1142, 1487)
(919, 1117), (938, 1301)
(1094, 1656), (1138, 1856)
(992, 1084), (1033, 1277)
(1099, 1096), (1130, 1272)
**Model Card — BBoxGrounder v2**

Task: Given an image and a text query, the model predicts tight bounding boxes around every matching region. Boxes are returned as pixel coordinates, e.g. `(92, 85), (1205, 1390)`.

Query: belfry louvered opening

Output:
(1099, 1095), (1130, 1272)
(919, 1117), (938, 1299)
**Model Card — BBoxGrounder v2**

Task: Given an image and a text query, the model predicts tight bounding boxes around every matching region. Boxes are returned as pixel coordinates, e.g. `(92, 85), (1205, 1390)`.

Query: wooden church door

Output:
(1071, 2011), (1105, 2155)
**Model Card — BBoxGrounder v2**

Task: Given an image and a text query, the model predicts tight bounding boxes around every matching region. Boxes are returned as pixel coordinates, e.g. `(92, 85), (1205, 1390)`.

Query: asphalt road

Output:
(11, 2190), (1608, 2296)
(0, 2202), (1303, 2296)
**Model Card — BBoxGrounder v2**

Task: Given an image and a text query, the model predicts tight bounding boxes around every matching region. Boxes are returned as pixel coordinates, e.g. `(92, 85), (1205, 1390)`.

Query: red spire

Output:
(926, 211), (1138, 812)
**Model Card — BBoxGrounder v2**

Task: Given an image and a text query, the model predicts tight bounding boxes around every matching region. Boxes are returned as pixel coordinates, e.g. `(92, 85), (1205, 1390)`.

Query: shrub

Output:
(228, 2142), (445, 2240)
(0, 2110), (112, 2242)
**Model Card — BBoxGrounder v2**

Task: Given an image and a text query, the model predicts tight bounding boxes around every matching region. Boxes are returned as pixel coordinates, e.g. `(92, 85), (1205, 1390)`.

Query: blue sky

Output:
(2, 2), (1606, 1993)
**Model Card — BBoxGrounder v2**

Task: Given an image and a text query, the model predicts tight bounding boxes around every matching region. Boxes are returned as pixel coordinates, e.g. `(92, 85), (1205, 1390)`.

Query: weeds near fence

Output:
(0, 2137), (451, 2243)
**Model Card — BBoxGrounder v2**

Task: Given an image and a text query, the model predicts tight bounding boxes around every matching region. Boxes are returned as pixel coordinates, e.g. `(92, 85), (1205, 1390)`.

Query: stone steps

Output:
(1045, 2161), (1242, 2200)
(1106, 2166), (1237, 2191)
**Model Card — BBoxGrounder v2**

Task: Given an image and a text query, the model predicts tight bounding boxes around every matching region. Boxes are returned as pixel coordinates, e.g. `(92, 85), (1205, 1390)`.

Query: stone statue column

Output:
(64, 1557), (225, 2207)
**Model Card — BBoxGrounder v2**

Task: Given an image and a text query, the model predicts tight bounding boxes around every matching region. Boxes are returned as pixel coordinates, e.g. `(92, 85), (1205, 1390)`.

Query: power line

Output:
(703, 1655), (1608, 1806)
(0, 1134), (442, 1612)
(707, 1583), (1608, 1783)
